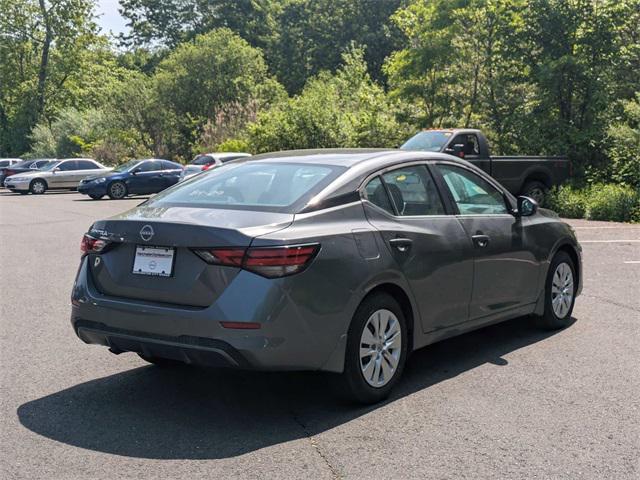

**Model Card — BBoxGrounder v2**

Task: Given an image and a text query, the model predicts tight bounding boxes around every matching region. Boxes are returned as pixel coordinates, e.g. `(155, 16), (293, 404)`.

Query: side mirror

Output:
(53, 167), (60, 173)
(517, 196), (538, 217)
(445, 143), (465, 158)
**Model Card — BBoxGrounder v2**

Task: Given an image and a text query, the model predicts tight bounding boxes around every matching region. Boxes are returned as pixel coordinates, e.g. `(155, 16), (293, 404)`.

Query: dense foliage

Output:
(1, 0), (638, 195)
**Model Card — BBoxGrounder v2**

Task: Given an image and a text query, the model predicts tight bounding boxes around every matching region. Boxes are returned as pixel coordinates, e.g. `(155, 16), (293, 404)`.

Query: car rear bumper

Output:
(70, 256), (350, 372)
(74, 319), (250, 367)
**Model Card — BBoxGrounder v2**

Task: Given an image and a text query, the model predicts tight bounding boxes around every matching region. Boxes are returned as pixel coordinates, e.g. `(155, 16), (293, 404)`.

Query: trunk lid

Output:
(87, 205), (293, 307)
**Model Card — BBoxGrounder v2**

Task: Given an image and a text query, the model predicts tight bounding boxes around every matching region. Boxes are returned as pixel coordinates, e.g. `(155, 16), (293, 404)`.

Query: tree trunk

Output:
(36, 0), (52, 119)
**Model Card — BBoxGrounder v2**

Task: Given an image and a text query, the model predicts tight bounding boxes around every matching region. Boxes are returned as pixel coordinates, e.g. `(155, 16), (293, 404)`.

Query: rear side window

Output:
(0, 160), (10, 167)
(437, 164), (507, 215)
(363, 177), (394, 214)
(76, 160), (99, 169)
(150, 162), (345, 212)
(380, 166), (445, 216)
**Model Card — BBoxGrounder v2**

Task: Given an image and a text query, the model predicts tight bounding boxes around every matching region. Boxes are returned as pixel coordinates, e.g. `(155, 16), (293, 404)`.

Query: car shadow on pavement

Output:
(17, 316), (569, 460)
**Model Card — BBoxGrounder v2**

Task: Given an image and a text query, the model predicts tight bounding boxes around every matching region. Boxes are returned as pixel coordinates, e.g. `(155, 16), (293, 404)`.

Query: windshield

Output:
(401, 131), (453, 152)
(149, 162), (345, 212)
(113, 160), (140, 172)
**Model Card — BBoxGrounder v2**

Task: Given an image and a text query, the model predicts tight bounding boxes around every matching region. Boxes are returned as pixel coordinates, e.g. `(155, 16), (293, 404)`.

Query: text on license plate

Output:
(132, 245), (175, 277)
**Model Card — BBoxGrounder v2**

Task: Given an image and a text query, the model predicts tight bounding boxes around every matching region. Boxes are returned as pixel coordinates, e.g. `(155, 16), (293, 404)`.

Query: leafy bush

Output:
(547, 184), (640, 222)
(606, 94), (640, 188)
(545, 186), (588, 219)
(586, 184), (640, 222)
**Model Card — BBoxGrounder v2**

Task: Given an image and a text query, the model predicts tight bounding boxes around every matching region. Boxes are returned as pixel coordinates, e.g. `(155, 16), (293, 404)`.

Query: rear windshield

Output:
(191, 155), (215, 166)
(401, 131), (453, 152)
(149, 162), (345, 212)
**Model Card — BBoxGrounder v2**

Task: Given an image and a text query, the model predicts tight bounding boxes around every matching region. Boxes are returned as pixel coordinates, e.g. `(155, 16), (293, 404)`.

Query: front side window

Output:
(149, 162), (344, 212)
(380, 166), (445, 216)
(437, 164), (507, 215)
(58, 161), (77, 171)
(136, 161), (161, 172)
(363, 176), (394, 214)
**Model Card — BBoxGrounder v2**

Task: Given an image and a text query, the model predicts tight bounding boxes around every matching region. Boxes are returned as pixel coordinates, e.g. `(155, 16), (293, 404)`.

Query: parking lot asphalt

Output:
(1, 191), (638, 480)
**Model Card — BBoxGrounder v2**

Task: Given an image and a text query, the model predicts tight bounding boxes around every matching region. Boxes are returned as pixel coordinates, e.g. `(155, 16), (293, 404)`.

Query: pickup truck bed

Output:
(401, 129), (571, 205)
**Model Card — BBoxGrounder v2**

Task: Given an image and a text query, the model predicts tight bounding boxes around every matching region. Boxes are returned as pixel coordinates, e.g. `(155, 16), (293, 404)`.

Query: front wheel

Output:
(29, 179), (47, 195)
(107, 181), (127, 199)
(537, 251), (577, 330)
(337, 293), (408, 404)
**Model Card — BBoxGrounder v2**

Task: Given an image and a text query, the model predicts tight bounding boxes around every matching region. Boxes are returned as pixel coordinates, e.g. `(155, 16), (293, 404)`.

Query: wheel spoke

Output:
(361, 326), (376, 346)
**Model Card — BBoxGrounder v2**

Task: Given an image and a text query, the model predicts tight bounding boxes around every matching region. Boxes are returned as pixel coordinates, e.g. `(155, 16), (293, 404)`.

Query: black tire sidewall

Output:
(543, 251), (577, 329)
(522, 181), (547, 206)
(341, 293), (408, 404)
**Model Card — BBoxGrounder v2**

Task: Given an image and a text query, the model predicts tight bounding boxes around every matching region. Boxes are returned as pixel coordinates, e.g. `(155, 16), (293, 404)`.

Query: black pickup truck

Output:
(401, 129), (571, 205)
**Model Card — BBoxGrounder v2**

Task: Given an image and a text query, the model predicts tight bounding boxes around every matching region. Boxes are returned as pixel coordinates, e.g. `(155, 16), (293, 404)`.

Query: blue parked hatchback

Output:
(78, 159), (183, 200)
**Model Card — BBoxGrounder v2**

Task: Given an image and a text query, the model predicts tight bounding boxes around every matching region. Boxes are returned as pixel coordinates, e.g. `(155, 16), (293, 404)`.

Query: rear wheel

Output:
(29, 179), (47, 195)
(337, 293), (408, 404)
(108, 181), (127, 199)
(522, 180), (548, 206)
(137, 353), (184, 368)
(537, 251), (577, 330)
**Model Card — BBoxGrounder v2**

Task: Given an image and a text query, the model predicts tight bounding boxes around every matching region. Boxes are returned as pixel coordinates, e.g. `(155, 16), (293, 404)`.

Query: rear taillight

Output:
(202, 163), (216, 171)
(80, 234), (109, 256)
(192, 244), (320, 278)
(4, 169), (14, 176)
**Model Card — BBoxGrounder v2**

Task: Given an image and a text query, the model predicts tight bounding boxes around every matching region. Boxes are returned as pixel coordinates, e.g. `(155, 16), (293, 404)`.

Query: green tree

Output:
(0, 0), (98, 155)
(153, 28), (285, 157)
(246, 48), (409, 152)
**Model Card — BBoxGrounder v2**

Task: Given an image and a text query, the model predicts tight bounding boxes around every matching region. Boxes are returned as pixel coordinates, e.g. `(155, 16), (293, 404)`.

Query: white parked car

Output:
(4, 158), (111, 195)
(179, 152), (251, 182)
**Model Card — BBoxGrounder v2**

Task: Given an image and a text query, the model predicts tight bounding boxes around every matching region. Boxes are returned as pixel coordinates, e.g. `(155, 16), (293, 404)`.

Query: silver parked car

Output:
(71, 149), (582, 403)
(5, 158), (111, 194)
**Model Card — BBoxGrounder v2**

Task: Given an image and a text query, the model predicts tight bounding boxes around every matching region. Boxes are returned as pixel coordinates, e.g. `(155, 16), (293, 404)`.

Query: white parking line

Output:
(580, 240), (640, 243)
(623, 261), (640, 264)
(573, 226), (640, 229)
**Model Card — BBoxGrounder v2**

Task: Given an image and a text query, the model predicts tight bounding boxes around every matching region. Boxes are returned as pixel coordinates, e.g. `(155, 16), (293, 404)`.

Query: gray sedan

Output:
(71, 149), (582, 403)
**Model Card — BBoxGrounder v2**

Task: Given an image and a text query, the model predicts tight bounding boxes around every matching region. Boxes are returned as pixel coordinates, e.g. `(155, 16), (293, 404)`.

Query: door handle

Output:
(389, 237), (413, 252)
(472, 234), (490, 248)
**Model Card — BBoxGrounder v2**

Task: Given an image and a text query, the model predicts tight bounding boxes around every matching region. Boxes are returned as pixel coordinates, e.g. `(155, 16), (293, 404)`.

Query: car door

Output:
(130, 160), (164, 194)
(73, 160), (104, 186)
(433, 162), (540, 320)
(362, 163), (475, 333)
(49, 160), (78, 188)
(159, 161), (183, 189)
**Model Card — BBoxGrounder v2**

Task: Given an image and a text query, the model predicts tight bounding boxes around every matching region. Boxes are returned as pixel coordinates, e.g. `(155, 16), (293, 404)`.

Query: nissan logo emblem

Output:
(140, 225), (154, 242)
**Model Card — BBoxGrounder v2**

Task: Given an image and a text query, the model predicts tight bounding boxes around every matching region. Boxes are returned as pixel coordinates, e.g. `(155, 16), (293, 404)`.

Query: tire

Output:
(89, 194), (103, 200)
(137, 353), (184, 368)
(521, 180), (548, 206)
(537, 251), (577, 330)
(29, 179), (47, 195)
(107, 181), (127, 199)
(337, 293), (408, 404)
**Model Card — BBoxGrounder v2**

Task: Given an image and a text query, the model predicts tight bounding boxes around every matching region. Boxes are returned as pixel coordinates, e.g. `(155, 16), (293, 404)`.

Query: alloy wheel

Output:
(359, 309), (402, 388)
(551, 262), (574, 318)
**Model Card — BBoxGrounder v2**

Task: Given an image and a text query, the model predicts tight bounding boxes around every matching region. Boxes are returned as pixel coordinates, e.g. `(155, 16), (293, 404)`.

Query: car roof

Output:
(247, 148), (457, 167)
